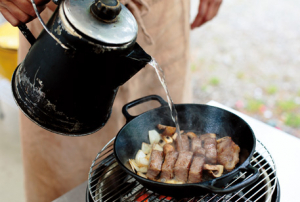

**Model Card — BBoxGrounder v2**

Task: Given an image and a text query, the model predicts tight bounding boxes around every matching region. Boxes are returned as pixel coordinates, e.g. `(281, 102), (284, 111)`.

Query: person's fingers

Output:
(10, 0), (34, 17)
(14, 2), (46, 18)
(13, 0), (48, 18)
(191, 0), (222, 29)
(12, 0), (37, 17)
(191, 0), (209, 29)
(0, 0), (49, 26)
(199, 0), (222, 26)
(1, 0), (32, 25)
(0, 7), (19, 26)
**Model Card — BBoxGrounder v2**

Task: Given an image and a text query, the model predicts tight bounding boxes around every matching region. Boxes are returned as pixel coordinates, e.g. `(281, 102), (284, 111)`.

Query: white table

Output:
(208, 101), (300, 202)
(54, 101), (300, 202)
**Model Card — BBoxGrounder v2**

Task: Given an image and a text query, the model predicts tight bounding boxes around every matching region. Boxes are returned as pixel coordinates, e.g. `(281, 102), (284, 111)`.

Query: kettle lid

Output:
(63, 0), (138, 45)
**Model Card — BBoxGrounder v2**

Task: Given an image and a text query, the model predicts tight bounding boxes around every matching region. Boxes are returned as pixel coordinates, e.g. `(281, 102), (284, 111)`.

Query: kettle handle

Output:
(18, 0), (69, 49)
(18, 24), (36, 45)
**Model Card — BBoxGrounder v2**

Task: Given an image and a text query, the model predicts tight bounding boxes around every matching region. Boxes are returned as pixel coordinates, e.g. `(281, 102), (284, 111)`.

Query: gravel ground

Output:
(190, 0), (300, 137)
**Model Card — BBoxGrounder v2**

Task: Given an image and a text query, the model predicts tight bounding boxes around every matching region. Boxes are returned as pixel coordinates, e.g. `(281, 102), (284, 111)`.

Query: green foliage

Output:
(266, 85), (278, 95)
(284, 113), (300, 128)
(246, 99), (264, 113)
(277, 100), (298, 112)
(209, 77), (220, 86)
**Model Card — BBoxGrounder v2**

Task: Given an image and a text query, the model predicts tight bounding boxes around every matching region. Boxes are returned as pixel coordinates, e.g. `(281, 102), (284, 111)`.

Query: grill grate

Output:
(88, 139), (278, 202)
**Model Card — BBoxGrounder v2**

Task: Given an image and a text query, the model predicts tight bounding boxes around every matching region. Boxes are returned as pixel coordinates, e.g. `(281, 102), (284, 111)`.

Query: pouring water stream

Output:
(148, 58), (182, 150)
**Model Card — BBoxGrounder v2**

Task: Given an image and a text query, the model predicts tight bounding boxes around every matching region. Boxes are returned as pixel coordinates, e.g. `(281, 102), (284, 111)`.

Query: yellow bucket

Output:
(0, 22), (19, 81)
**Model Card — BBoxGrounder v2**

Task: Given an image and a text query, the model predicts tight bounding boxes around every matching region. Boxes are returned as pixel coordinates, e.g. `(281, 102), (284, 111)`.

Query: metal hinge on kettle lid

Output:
(12, 0), (151, 136)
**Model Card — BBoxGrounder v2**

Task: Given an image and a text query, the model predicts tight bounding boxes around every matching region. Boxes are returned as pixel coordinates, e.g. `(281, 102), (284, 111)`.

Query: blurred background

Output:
(0, 0), (299, 201)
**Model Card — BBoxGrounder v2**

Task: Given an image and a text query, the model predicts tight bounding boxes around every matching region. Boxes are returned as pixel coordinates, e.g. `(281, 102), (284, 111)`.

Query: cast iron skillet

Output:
(114, 95), (260, 198)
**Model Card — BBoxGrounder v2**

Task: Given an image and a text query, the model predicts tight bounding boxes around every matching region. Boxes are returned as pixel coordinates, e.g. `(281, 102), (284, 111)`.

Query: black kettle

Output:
(12, 0), (152, 136)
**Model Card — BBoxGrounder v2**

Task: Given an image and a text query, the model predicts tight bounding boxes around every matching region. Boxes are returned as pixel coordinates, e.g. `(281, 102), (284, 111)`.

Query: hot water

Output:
(148, 58), (183, 149)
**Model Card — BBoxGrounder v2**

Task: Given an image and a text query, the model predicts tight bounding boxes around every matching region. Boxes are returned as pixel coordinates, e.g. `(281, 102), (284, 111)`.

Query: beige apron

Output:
(18, 0), (191, 201)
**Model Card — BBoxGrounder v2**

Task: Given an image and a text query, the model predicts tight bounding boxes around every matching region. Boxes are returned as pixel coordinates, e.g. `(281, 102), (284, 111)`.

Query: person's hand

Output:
(191, 0), (222, 29)
(0, 0), (50, 26)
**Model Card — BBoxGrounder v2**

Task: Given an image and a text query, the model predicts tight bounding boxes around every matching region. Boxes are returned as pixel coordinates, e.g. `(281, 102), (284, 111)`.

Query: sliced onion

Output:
(138, 157), (149, 166)
(165, 179), (184, 184)
(152, 143), (163, 151)
(149, 130), (161, 145)
(135, 150), (149, 166)
(141, 142), (151, 154)
(139, 166), (148, 173)
(129, 159), (139, 172)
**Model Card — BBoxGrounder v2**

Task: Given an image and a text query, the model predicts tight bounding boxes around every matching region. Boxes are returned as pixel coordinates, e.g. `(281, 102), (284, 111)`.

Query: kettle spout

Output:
(113, 43), (151, 87)
(126, 43), (152, 63)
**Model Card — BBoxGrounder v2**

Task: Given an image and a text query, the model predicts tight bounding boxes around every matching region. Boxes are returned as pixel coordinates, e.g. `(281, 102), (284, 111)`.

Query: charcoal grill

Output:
(87, 139), (279, 202)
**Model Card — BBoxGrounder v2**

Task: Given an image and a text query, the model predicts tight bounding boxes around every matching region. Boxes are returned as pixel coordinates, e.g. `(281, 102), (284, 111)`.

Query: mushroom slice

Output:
(203, 164), (224, 178)
(158, 139), (166, 148)
(172, 131), (185, 140)
(172, 132), (178, 140)
(162, 135), (173, 144)
(163, 143), (175, 156)
(185, 132), (197, 139)
(157, 124), (176, 136)
(157, 124), (167, 130)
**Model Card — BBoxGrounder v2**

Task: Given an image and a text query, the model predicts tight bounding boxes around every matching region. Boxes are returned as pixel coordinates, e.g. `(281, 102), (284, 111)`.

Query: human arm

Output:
(191, 0), (222, 29)
(0, 0), (52, 26)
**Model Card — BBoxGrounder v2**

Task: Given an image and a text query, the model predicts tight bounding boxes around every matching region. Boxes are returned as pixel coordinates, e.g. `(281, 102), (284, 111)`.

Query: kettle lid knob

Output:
(91, 0), (122, 22)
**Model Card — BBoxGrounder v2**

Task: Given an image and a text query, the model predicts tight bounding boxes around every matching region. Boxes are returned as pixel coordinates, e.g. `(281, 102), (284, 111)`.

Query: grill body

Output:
(88, 139), (279, 202)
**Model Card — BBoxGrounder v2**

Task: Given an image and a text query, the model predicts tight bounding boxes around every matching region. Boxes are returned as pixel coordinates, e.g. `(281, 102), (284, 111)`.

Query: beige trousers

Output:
(18, 0), (191, 201)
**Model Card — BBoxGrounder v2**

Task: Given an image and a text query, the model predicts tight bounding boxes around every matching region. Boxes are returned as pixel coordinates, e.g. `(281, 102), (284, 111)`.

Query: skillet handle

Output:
(205, 164), (260, 194)
(122, 95), (168, 123)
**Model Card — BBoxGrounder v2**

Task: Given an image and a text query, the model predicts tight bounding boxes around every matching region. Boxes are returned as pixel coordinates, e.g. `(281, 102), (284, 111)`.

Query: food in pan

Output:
(128, 124), (240, 184)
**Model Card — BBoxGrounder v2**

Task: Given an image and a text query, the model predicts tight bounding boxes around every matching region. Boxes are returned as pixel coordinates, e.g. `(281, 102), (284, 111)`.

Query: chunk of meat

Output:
(176, 134), (190, 151)
(160, 151), (179, 181)
(217, 136), (240, 171)
(191, 137), (206, 157)
(191, 137), (202, 152)
(146, 150), (164, 180)
(203, 137), (217, 164)
(174, 151), (193, 182)
(188, 156), (205, 183)
(194, 148), (206, 157)
(199, 133), (216, 142)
